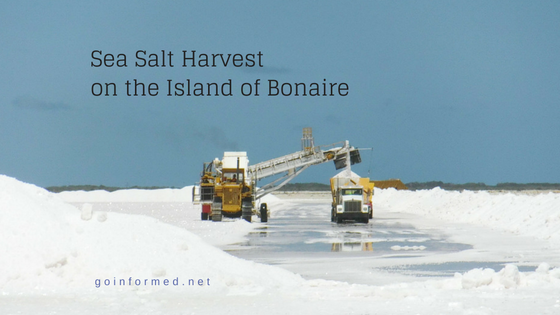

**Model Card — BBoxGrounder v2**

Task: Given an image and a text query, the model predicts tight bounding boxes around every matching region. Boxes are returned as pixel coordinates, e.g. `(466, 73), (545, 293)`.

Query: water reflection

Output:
(249, 230), (269, 238)
(331, 241), (373, 252)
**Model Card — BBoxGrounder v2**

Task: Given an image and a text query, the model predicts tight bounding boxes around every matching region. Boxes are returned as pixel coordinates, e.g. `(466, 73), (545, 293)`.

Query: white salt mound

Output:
(0, 175), (303, 295)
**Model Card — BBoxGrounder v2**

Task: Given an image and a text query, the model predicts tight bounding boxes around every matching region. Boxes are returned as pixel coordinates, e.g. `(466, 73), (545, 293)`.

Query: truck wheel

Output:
(331, 206), (335, 222)
(363, 217), (369, 224)
(212, 214), (222, 222)
(242, 199), (252, 223)
(201, 212), (209, 220)
(337, 216), (343, 224)
(260, 203), (268, 223)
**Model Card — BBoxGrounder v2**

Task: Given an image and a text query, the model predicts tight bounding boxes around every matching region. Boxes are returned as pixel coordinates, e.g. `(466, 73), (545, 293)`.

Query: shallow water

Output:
(225, 200), (471, 256)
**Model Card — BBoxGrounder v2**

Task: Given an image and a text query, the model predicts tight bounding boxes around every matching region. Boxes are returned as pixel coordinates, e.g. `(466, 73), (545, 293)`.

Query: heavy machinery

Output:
(370, 179), (408, 190)
(198, 151), (253, 222)
(194, 128), (362, 222)
(330, 169), (374, 224)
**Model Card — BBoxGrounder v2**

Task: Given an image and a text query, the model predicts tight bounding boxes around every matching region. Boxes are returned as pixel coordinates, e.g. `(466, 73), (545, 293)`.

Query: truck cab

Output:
(332, 186), (370, 223)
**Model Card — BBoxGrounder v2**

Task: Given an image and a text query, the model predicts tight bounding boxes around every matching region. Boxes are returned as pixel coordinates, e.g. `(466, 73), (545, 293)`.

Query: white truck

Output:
(330, 170), (374, 224)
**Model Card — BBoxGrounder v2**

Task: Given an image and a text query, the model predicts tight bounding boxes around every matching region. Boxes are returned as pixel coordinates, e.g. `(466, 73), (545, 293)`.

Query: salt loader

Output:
(194, 128), (362, 222)
(198, 152), (254, 222)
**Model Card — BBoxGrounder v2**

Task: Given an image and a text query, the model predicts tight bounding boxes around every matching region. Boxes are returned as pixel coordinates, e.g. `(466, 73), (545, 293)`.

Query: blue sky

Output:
(1, 1), (559, 187)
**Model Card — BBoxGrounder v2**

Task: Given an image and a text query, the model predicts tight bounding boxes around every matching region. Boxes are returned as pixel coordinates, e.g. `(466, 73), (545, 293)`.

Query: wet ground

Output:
(75, 199), (540, 285)
(225, 202), (471, 255)
(222, 199), (541, 284)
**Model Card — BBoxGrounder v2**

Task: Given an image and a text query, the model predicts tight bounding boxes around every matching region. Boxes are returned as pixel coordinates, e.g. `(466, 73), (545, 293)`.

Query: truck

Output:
(330, 170), (374, 224)
(195, 128), (363, 223)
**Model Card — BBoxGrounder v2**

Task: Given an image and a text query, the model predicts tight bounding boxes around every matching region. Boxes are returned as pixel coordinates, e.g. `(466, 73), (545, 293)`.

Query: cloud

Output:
(12, 97), (71, 111)
(194, 127), (239, 151)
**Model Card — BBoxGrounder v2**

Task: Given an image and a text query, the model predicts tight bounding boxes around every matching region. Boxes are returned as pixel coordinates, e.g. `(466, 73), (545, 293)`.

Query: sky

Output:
(0, 1), (559, 188)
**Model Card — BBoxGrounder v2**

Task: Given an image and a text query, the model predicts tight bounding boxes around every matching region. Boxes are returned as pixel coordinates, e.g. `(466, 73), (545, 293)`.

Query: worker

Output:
(232, 174), (237, 183)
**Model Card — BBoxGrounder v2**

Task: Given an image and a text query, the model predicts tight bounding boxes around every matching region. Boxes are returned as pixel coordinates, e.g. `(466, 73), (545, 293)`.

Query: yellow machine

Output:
(199, 152), (260, 222)
(370, 179), (408, 190)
